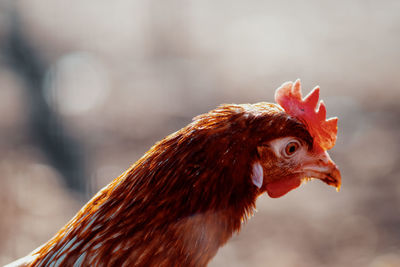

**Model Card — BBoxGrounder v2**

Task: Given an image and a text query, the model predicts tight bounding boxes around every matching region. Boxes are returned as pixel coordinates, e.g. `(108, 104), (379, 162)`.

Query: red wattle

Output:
(265, 177), (302, 198)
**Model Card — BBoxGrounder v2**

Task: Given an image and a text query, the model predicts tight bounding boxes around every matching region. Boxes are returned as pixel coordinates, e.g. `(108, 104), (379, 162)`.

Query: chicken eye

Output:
(283, 140), (300, 157)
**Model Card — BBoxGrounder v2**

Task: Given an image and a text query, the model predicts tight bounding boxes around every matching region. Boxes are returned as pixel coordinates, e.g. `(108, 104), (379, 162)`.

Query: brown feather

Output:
(28, 103), (311, 267)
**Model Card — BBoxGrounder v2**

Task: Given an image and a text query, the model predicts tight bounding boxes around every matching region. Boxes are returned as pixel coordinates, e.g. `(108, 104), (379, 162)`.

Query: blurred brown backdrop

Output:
(1, 1), (400, 266)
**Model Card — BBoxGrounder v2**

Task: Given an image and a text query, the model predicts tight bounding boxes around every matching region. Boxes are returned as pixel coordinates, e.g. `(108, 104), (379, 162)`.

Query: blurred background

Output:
(0, 0), (399, 266)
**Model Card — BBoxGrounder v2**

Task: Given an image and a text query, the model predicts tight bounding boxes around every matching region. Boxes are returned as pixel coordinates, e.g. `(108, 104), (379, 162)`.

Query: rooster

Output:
(6, 80), (341, 267)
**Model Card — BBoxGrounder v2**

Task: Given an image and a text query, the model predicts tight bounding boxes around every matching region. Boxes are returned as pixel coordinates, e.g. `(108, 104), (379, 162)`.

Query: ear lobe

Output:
(251, 162), (263, 188)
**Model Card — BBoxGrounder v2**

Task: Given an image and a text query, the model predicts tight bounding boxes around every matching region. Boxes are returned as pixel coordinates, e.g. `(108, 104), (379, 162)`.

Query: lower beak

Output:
(301, 151), (342, 191)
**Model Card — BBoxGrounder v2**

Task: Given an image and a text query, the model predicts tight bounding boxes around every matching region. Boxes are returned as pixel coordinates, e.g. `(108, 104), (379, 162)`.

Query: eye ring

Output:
(283, 140), (300, 157)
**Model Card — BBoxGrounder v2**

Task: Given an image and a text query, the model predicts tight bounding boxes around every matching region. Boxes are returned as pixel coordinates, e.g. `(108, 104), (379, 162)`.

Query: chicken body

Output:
(6, 81), (341, 267)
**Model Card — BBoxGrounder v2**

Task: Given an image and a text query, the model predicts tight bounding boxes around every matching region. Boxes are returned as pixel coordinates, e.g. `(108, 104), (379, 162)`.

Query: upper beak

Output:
(301, 151), (342, 191)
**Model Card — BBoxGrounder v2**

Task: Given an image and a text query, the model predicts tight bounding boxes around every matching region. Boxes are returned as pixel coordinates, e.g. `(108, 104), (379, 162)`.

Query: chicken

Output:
(6, 80), (341, 267)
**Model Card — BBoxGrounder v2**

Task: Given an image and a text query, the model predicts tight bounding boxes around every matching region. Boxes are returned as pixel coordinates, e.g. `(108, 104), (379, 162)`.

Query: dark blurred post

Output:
(2, 10), (88, 197)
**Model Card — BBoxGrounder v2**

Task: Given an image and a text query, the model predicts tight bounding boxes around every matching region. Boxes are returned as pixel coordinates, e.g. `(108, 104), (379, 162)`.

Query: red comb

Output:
(274, 80), (338, 151)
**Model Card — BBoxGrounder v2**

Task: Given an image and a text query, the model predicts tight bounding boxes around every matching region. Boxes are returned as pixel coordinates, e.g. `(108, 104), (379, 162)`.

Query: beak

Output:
(301, 151), (342, 191)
